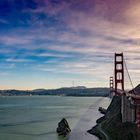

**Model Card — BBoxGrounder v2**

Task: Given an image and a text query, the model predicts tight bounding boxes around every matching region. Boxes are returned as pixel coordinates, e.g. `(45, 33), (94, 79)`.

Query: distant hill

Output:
(32, 89), (46, 92)
(0, 87), (109, 97)
(60, 86), (87, 89)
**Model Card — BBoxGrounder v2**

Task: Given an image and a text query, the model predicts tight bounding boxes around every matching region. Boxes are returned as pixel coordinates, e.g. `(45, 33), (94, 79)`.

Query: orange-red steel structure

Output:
(114, 53), (124, 94)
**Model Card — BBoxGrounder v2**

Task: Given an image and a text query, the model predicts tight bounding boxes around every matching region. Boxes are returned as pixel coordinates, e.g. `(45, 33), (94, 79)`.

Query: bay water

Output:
(0, 96), (110, 140)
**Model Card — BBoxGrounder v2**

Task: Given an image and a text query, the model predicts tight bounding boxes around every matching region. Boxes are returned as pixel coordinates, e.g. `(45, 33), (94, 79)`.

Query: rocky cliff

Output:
(88, 96), (138, 140)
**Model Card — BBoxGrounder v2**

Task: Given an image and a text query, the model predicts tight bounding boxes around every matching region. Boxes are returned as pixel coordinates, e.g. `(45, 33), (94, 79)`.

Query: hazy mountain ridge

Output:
(0, 87), (109, 97)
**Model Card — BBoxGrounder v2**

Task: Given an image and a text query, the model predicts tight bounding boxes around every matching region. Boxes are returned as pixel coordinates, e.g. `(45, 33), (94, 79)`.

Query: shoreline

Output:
(87, 122), (108, 140)
(88, 96), (138, 140)
(68, 97), (110, 140)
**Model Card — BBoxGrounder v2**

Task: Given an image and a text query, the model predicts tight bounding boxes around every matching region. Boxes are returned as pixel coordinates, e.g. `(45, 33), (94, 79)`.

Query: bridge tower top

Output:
(114, 53), (124, 94)
(109, 76), (114, 97)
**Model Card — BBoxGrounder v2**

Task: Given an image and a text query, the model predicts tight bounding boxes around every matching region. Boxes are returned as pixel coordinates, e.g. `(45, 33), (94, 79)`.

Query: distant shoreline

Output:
(0, 87), (109, 97)
(0, 95), (107, 97)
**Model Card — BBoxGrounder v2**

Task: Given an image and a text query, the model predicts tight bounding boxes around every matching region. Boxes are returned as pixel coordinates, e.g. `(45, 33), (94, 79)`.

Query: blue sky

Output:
(0, 0), (140, 89)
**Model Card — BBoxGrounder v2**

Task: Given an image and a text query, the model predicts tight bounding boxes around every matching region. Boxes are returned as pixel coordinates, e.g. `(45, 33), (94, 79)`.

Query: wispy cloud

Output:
(0, 35), (33, 46)
(37, 52), (73, 58)
(0, 0), (140, 89)
(0, 18), (8, 24)
(5, 58), (34, 63)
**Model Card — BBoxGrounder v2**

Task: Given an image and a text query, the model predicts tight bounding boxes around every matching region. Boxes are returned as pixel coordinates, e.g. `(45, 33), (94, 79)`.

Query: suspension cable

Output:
(123, 58), (134, 90)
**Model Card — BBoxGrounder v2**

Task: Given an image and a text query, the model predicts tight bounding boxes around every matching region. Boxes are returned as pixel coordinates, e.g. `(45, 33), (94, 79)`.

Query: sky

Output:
(0, 0), (140, 90)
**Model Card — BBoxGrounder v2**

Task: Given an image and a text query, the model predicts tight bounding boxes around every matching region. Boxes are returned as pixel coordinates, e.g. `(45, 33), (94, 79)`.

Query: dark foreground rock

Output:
(88, 96), (138, 140)
(98, 107), (107, 115)
(56, 118), (71, 136)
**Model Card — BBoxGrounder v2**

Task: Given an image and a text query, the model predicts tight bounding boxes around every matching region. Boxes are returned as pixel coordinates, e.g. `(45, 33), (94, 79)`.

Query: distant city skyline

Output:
(0, 0), (140, 90)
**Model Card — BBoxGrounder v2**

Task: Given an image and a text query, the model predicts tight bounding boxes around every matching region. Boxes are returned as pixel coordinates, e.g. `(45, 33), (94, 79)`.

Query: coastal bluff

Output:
(88, 96), (138, 140)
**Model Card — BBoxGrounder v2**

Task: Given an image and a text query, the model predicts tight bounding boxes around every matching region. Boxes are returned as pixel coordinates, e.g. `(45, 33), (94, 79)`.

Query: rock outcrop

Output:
(56, 118), (71, 136)
(88, 96), (138, 140)
(98, 107), (107, 114)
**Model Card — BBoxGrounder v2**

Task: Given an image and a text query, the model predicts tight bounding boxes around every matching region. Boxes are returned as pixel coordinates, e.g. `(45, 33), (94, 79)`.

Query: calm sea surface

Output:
(0, 96), (110, 140)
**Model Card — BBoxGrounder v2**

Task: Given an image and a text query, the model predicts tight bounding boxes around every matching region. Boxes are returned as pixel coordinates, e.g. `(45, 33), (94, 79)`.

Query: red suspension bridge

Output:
(110, 53), (140, 138)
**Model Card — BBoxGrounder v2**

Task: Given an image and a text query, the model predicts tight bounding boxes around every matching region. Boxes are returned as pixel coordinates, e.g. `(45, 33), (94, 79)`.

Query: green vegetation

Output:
(88, 96), (138, 140)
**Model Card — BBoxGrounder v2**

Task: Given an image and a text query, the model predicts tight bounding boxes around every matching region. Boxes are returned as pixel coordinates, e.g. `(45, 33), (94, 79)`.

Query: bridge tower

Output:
(114, 53), (126, 122)
(114, 53), (124, 94)
(109, 76), (114, 98)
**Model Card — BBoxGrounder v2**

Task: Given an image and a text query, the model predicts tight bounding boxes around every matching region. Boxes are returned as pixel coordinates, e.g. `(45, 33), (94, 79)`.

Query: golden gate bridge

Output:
(109, 53), (140, 138)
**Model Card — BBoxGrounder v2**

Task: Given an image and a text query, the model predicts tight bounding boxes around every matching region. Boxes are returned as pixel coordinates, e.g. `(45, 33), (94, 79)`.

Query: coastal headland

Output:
(88, 96), (138, 140)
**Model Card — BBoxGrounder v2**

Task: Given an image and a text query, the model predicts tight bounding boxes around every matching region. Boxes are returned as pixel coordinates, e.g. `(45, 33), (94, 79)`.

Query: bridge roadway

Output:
(116, 89), (140, 100)
(114, 90), (140, 127)
(68, 98), (110, 140)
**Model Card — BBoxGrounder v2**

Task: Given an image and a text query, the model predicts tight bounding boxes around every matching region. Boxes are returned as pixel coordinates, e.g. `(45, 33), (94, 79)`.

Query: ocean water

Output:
(0, 96), (110, 140)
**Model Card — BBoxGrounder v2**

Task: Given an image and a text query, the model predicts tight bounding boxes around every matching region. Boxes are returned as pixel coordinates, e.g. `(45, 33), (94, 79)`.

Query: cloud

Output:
(0, 18), (8, 24)
(0, 0), (140, 89)
(24, 1), (140, 55)
(0, 35), (33, 46)
(0, 63), (16, 70)
(37, 52), (73, 58)
(5, 58), (33, 63)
